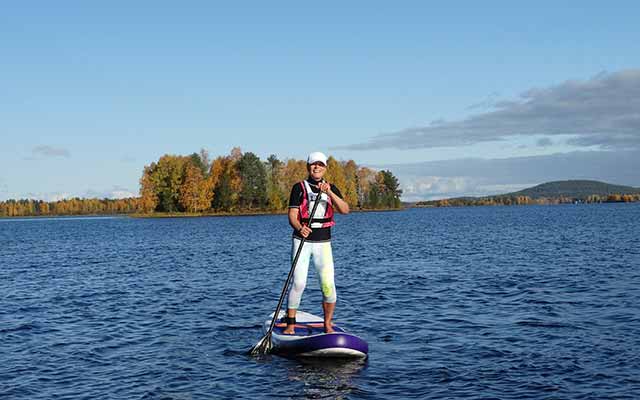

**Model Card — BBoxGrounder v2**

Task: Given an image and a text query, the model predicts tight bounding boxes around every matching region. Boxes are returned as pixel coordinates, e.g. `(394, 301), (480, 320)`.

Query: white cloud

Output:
(24, 192), (73, 202)
(400, 176), (534, 201)
(31, 145), (71, 158)
(402, 176), (470, 200)
(14, 187), (137, 201)
(106, 189), (137, 199)
(83, 187), (137, 199)
(337, 69), (640, 151)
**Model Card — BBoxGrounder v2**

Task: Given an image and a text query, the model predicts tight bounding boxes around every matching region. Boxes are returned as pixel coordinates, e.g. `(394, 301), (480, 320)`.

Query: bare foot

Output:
(324, 324), (335, 334)
(283, 326), (295, 335)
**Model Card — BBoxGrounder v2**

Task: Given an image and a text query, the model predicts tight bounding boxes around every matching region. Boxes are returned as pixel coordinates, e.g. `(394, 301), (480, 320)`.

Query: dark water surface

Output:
(2, 205), (639, 399)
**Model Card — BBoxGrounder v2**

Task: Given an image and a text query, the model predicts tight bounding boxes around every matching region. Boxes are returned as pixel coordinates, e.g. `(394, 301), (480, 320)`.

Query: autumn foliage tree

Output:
(266, 155), (286, 211)
(139, 165), (158, 213)
(209, 150), (242, 212)
(355, 167), (375, 207)
(179, 162), (213, 212)
(150, 155), (188, 212)
(281, 159), (308, 193)
(341, 160), (359, 207)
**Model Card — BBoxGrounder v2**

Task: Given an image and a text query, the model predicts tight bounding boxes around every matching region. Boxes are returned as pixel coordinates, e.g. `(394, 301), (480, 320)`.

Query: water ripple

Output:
(1, 205), (640, 399)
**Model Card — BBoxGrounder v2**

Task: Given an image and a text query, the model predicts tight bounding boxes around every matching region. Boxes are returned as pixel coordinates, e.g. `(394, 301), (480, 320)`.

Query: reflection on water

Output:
(286, 358), (368, 399)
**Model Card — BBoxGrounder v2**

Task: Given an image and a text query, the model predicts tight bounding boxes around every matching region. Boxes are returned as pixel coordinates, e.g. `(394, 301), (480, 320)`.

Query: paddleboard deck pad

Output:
(264, 311), (368, 358)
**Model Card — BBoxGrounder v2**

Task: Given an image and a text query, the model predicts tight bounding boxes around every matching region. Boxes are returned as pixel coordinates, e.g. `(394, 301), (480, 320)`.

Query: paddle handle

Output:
(264, 189), (325, 336)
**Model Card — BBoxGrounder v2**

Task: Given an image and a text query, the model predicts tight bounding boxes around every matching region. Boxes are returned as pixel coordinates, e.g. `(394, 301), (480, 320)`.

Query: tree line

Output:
(0, 198), (140, 217)
(0, 148), (402, 217)
(139, 147), (402, 213)
(415, 193), (640, 207)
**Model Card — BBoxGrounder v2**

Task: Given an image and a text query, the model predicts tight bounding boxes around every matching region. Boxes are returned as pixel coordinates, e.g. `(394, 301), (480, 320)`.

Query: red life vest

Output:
(298, 180), (335, 228)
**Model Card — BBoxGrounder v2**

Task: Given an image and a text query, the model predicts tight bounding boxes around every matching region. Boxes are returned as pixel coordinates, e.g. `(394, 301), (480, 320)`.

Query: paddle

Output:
(250, 184), (325, 355)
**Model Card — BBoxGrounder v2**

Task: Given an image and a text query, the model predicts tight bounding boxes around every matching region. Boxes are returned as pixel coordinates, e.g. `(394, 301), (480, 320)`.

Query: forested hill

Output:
(506, 180), (640, 199)
(415, 180), (640, 207)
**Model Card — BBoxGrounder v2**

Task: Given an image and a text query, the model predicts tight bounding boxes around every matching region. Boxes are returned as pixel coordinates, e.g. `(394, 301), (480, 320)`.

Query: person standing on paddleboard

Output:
(283, 152), (350, 334)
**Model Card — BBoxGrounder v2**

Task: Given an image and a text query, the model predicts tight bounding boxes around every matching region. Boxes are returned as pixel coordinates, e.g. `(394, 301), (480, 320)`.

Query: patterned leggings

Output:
(287, 238), (337, 309)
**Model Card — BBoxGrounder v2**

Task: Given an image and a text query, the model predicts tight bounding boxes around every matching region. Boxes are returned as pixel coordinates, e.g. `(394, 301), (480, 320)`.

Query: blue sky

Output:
(2, 2), (639, 201)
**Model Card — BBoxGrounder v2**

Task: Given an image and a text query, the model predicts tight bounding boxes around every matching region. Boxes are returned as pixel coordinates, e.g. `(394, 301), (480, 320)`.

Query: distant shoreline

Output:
(130, 208), (403, 218)
(0, 208), (404, 219)
(411, 196), (640, 208)
(3, 202), (640, 219)
(408, 201), (639, 208)
(5, 202), (640, 219)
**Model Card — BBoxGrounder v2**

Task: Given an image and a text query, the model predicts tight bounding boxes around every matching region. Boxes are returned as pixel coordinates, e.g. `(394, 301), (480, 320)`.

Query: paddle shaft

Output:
(263, 188), (326, 340)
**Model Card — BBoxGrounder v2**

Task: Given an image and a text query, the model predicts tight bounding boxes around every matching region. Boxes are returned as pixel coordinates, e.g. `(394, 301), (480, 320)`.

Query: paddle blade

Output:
(250, 333), (272, 356)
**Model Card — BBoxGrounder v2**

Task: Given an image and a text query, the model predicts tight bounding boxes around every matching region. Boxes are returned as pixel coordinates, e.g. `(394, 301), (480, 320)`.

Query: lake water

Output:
(1, 205), (639, 399)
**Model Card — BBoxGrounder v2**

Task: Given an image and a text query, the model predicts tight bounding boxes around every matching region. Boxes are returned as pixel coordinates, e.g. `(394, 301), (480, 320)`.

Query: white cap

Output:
(307, 151), (328, 166)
